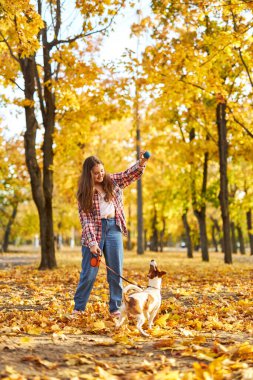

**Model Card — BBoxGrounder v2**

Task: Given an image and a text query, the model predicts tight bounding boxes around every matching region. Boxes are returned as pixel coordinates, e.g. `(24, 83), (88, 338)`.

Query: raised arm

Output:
(110, 159), (147, 189)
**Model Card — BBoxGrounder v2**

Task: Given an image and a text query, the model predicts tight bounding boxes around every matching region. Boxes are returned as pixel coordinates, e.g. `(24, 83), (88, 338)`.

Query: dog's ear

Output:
(150, 260), (158, 270)
(158, 271), (167, 277)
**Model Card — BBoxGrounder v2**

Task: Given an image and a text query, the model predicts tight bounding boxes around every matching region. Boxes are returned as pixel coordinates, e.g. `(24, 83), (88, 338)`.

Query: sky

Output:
(1, 0), (152, 138)
(100, 1), (151, 62)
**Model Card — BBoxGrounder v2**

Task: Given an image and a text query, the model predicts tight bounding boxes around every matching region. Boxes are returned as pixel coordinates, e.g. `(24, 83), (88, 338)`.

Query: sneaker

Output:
(70, 310), (83, 319)
(110, 310), (121, 318)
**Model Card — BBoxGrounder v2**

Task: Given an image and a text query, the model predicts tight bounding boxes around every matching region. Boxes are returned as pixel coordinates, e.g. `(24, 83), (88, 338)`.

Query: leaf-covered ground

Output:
(0, 249), (252, 379)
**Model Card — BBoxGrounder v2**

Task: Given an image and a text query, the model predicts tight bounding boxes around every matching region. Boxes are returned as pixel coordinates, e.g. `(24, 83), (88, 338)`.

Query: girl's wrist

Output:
(139, 158), (147, 167)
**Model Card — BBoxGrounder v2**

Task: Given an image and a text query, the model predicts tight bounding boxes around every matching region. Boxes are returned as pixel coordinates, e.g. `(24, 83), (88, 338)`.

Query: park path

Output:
(0, 253), (39, 269)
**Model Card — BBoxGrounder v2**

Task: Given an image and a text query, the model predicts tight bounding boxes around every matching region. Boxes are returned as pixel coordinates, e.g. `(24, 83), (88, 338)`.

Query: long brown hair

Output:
(77, 156), (114, 212)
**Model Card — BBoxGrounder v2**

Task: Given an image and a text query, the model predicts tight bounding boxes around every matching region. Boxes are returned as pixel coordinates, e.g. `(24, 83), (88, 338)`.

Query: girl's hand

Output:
(90, 244), (101, 255)
(139, 150), (150, 165)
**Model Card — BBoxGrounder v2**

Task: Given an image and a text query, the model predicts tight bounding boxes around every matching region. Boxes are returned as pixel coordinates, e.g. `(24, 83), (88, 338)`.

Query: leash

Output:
(99, 259), (145, 289)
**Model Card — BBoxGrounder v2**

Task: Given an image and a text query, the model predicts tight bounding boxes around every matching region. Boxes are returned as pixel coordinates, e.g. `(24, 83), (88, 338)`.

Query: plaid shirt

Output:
(78, 160), (146, 247)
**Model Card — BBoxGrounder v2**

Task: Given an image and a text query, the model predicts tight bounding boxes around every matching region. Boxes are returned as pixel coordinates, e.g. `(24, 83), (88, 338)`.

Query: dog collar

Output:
(147, 286), (159, 290)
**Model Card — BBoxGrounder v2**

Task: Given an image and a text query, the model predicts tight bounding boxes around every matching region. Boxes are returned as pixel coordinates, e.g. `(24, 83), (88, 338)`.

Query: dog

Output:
(116, 260), (166, 336)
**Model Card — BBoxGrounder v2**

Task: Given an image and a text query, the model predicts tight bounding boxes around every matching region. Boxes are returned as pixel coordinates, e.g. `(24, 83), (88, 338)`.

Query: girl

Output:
(74, 153), (149, 316)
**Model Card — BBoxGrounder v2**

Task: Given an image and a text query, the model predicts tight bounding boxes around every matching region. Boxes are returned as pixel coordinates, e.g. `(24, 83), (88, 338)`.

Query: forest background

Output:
(0, 0), (253, 267)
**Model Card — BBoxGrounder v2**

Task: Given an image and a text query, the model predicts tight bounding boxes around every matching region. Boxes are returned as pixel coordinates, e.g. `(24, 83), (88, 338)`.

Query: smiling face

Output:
(91, 164), (105, 185)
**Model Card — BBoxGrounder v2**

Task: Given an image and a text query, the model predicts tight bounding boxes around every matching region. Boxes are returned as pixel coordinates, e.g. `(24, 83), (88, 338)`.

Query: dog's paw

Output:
(138, 328), (150, 337)
(115, 317), (126, 328)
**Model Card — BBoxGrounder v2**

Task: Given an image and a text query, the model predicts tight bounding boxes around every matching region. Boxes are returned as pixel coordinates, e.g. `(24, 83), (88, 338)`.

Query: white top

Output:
(98, 191), (115, 218)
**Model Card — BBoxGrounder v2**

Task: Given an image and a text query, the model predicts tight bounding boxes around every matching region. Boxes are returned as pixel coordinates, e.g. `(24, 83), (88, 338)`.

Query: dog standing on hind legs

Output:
(116, 260), (166, 337)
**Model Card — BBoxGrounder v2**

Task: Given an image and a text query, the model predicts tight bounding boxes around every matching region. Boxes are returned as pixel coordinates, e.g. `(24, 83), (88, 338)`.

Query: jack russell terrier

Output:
(116, 260), (166, 336)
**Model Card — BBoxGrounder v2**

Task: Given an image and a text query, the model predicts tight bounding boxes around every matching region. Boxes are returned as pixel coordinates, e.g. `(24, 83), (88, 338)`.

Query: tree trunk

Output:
(126, 204), (132, 250)
(246, 210), (253, 255)
(135, 72), (144, 254)
(2, 203), (18, 252)
(194, 208), (209, 261)
(20, 53), (56, 269)
(40, 26), (56, 269)
(144, 229), (147, 251)
(127, 230), (132, 251)
(211, 224), (218, 252)
(210, 217), (222, 252)
(191, 130), (209, 262)
(159, 217), (166, 252)
(150, 206), (159, 252)
(216, 102), (232, 264)
(136, 178), (144, 254)
(182, 212), (193, 258)
(230, 222), (237, 253)
(236, 226), (245, 255)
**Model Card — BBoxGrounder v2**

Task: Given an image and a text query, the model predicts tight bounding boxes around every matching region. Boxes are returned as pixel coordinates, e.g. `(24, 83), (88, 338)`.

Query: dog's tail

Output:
(123, 285), (142, 304)
(123, 292), (131, 304)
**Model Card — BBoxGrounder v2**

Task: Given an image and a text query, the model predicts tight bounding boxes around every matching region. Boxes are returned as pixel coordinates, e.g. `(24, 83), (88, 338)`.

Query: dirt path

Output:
(0, 253), (39, 269)
(1, 330), (251, 379)
(0, 254), (39, 269)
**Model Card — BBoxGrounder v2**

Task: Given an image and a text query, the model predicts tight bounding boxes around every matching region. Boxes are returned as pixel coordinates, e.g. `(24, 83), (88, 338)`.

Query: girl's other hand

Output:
(90, 244), (101, 255)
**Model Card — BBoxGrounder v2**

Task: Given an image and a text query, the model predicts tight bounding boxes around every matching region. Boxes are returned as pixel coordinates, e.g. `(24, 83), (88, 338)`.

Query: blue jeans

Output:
(74, 218), (123, 313)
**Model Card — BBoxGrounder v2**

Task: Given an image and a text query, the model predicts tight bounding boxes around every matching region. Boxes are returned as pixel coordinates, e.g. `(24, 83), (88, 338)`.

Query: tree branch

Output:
(9, 78), (24, 92)
(238, 48), (253, 89)
(199, 42), (232, 67)
(177, 119), (186, 142)
(55, 61), (61, 81)
(179, 77), (214, 95)
(49, 5), (121, 48)
(201, 135), (209, 196)
(227, 105), (253, 138)
(229, 1), (253, 88)
(55, 0), (61, 39)
(227, 71), (241, 100)
(0, 33), (20, 64)
(191, 115), (217, 144)
(34, 61), (46, 122)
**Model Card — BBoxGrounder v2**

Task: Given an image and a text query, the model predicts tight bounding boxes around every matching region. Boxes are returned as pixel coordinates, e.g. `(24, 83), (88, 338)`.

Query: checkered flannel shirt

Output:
(78, 160), (146, 248)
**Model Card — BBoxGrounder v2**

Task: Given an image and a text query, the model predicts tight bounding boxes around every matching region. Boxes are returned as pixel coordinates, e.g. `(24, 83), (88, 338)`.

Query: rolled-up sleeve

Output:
(111, 160), (146, 189)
